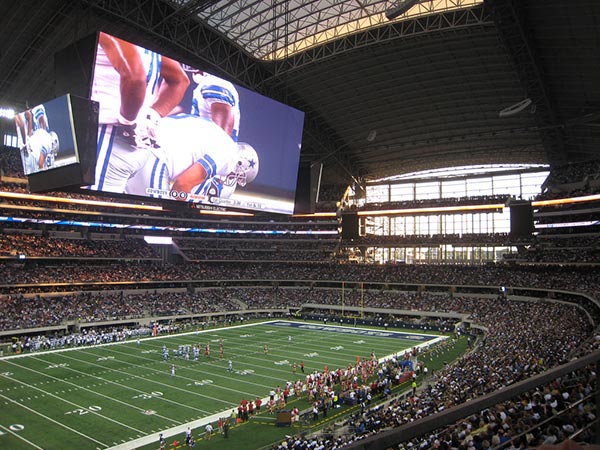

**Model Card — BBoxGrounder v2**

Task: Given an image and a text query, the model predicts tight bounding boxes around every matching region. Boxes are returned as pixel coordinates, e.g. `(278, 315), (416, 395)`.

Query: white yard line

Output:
(0, 391), (109, 448)
(5, 355), (188, 421)
(0, 424), (44, 450)
(1, 320), (446, 449)
(0, 371), (146, 435)
(43, 351), (229, 410)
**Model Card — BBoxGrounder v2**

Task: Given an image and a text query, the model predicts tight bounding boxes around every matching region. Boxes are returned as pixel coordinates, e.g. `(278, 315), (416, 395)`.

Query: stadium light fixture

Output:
(499, 98), (533, 118)
(386, 0), (420, 20)
(0, 107), (15, 119)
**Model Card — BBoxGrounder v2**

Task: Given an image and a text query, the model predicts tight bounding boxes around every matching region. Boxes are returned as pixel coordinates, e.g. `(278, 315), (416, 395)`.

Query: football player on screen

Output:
(90, 32), (189, 193)
(196, 142), (259, 202)
(15, 112), (30, 153)
(189, 69), (241, 142)
(29, 104), (50, 132)
(21, 128), (59, 174)
(125, 114), (259, 202)
(14, 104), (49, 154)
(15, 105), (49, 144)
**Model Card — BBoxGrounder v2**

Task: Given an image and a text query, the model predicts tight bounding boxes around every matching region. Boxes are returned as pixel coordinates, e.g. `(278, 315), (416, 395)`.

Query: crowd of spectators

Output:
(351, 233), (514, 247)
(513, 248), (600, 264)
(339, 365), (598, 450)
(0, 260), (596, 449)
(176, 236), (339, 262)
(0, 289), (248, 330)
(0, 284), (489, 332)
(541, 160), (600, 188)
(0, 233), (158, 258)
(2, 260), (600, 303)
(536, 160), (600, 200)
(503, 234), (600, 264)
(266, 294), (596, 450)
(0, 146), (25, 178)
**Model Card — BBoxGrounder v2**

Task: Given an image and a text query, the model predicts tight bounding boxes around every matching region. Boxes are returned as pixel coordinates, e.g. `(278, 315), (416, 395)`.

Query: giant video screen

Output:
(15, 95), (79, 175)
(88, 32), (305, 215)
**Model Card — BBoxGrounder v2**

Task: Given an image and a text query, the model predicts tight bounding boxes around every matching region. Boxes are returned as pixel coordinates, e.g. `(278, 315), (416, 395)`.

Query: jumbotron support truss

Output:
(488, 0), (567, 166)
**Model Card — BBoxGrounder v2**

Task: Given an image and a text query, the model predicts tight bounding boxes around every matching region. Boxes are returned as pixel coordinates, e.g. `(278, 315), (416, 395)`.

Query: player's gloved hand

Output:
(115, 115), (140, 150)
(21, 141), (31, 155)
(138, 107), (161, 147)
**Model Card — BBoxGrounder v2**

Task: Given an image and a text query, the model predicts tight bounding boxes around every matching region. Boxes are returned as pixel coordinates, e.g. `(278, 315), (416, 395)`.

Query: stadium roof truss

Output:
(178, 0), (484, 61)
(0, 0), (599, 188)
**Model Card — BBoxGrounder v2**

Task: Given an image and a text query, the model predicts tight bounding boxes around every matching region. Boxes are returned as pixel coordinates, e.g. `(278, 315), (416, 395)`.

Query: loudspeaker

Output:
(509, 201), (534, 237)
(294, 162), (322, 214)
(341, 211), (359, 240)
(54, 33), (98, 99)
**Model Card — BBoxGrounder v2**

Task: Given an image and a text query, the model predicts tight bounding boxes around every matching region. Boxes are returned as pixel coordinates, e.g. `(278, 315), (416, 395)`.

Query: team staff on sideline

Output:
(204, 423), (213, 440)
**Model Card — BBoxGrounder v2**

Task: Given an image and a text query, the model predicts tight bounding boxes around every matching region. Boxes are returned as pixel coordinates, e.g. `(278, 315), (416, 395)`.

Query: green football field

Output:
(0, 320), (445, 450)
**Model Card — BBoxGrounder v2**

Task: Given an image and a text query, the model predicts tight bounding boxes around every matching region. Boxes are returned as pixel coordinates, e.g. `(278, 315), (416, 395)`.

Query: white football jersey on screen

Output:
(30, 104), (48, 131)
(159, 115), (237, 181)
(125, 114), (237, 198)
(191, 72), (240, 141)
(24, 128), (53, 174)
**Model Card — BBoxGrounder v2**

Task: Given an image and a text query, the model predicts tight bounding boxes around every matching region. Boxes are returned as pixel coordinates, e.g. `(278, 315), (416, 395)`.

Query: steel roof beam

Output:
(488, 0), (566, 166)
(267, 4), (490, 79)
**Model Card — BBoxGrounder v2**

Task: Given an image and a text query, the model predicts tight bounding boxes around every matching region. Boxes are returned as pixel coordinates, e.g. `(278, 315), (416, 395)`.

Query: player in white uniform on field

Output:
(125, 114), (239, 200)
(90, 32), (188, 193)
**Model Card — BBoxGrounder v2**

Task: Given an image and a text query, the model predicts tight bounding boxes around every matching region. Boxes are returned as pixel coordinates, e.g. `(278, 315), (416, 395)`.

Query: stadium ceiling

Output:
(0, 0), (599, 189)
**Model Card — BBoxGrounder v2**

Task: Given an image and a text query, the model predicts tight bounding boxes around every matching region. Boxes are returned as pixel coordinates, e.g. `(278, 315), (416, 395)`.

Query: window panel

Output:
(415, 181), (440, 200)
(441, 179), (466, 198)
(366, 185), (389, 203)
(390, 183), (414, 202)
(492, 174), (520, 196)
(520, 171), (549, 199)
(466, 177), (493, 196)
